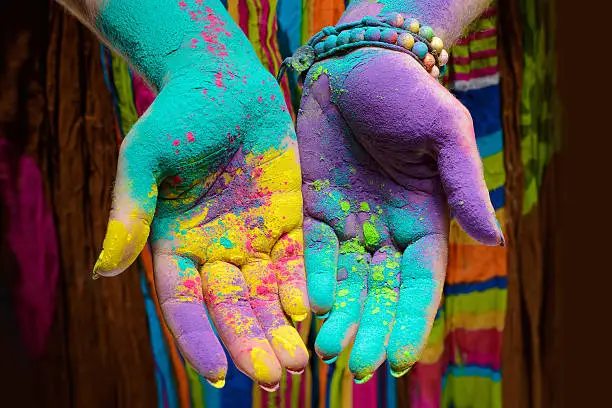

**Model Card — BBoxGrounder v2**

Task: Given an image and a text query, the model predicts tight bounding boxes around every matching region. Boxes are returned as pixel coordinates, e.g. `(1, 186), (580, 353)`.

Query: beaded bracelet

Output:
(276, 13), (449, 85)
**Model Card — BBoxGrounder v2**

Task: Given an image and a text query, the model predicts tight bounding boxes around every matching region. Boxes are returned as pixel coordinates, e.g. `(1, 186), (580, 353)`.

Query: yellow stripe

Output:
(452, 56), (499, 74)
(266, 0), (281, 73)
(451, 36), (498, 57)
(227, 0), (239, 21)
(252, 381), (262, 408)
(245, 0), (267, 66)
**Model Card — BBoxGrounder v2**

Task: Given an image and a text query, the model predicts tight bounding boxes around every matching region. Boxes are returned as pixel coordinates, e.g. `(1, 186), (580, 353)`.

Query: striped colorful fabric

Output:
(100, 2), (512, 408)
(409, 4), (507, 408)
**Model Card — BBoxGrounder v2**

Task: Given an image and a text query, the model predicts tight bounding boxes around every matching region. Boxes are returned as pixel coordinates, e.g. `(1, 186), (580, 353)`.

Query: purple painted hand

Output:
(297, 48), (503, 382)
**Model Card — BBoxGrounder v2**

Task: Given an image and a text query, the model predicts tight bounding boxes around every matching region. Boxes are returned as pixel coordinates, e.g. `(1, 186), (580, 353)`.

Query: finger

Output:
(387, 233), (447, 377)
(202, 261), (282, 391)
(153, 252), (227, 386)
(242, 259), (309, 375)
(315, 242), (370, 363)
(436, 110), (504, 246)
(304, 217), (339, 317)
(271, 228), (310, 322)
(93, 118), (159, 278)
(349, 246), (400, 383)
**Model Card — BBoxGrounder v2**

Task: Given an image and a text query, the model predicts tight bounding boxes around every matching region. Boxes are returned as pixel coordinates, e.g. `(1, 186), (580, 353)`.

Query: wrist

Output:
(95, 0), (250, 91)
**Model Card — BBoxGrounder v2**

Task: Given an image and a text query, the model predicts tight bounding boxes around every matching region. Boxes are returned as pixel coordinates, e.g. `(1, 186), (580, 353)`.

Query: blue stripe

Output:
(453, 85), (502, 138)
(444, 276), (507, 296)
(490, 186), (505, 210)
(476, 130), (503, 158)
(444, 364), (501, 381)
(386, 362), (397, 408)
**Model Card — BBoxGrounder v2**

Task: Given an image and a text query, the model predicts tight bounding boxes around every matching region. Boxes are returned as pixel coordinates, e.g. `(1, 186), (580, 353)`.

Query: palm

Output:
(97, 68), (309, 390)
(297, 49), (502, 381)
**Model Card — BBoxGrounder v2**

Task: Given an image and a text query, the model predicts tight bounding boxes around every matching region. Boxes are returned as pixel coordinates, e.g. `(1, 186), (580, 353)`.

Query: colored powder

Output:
(340, 238), (365, 254)
(220, 236), (234, 248)
(360, 202), (370, 212)
(340, 201), (351, 212)
(311, 65), (329, 81)
(312, 179), (331, 191)
(363, 222), (380, 247)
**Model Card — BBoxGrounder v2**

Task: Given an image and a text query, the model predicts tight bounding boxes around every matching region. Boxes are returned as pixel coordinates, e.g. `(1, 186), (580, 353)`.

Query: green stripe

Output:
(444, 288), (507, 315)
(330, 348), (350, 408)
(451, 36), (498, 57)
(482, 151), (506, 191)
(186, 364), (206, 408)
(110, 53), (139, 136)
(452, 56), (499, 74)
(442, 376), (502, 408)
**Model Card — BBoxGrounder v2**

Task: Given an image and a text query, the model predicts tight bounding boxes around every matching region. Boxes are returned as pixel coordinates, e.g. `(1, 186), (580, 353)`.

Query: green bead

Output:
(419, 26), (434, 41)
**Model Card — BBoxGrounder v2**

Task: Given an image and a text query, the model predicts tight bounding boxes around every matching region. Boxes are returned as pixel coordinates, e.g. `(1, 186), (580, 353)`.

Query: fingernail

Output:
(259, 383), (280, 392)
(207, 378), (225, 389)
(315, 311), (330, 320)
(322, 355), (338, 365)
(390, 367), (412, 378)
(291, 312), (309, 322)
(287, 368), (305, 375)
(354, 373), (373, 384)
(494, 218), (505, 247)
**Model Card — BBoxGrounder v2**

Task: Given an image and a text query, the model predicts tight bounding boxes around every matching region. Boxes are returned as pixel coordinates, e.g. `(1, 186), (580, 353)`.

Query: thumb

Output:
(436, 109), (505, 246)
(93, 116), (159, 278)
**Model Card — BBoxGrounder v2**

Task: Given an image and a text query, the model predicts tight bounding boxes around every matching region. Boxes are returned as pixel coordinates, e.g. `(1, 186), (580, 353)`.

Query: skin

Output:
(298, 0), (502, 383)
(57, 0), (309, 391)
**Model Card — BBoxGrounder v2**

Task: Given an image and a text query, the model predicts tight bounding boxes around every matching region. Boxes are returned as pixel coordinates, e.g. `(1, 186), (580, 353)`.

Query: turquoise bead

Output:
(338, 30), (352, 46)
(314, 42), (326, 55)
(324, 35), (338, 51)
(412, 42), (428, 59)
(419, 26), (435, 41)
(364, 27), (381, 42)
(350, 28), (365, 43)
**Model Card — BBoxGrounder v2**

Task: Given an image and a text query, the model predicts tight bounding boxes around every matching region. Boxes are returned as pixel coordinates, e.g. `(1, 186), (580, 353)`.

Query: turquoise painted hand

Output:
(82, 0), (309, 391)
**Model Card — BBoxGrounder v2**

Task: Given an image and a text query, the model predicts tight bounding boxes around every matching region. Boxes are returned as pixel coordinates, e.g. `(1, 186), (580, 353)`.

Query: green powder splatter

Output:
(363, 222), (380, 247)
(337, 289), (349, 297)
(340, 238), (365, 254)
(220, 237), (234, 249)
(312, 66), (328, 81)
(340, 201), (351, 212)
(360, 202), (370, 212)
(312, 179), (330, 191)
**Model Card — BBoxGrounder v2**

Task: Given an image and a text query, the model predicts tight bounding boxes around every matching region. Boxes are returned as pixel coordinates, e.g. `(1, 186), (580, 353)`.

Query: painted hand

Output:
(92, 69), (309, 390)
(297, 49), (504, 382)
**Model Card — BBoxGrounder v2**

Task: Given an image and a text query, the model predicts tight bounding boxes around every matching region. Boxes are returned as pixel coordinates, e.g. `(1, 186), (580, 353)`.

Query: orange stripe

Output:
(446, 244), (508, 285)
(140, 247), (191, 408)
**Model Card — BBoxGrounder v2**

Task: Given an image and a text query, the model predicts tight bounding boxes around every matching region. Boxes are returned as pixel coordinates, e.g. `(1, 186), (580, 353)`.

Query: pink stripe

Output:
(238, 0), (249, 34)
(451, 49), (498, 65)
(480, 6), (498, 18)
(447, 328), (502, 370)
(452, 66), (499, 81)
(455, 28), (497, 45)
(353, 371), (378, 408)
(258, 1), (275, 72)
(410, 359), (446, 408)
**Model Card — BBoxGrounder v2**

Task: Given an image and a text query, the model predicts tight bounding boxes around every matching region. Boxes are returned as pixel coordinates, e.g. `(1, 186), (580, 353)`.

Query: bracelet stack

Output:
(277, 13), (449, 84)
